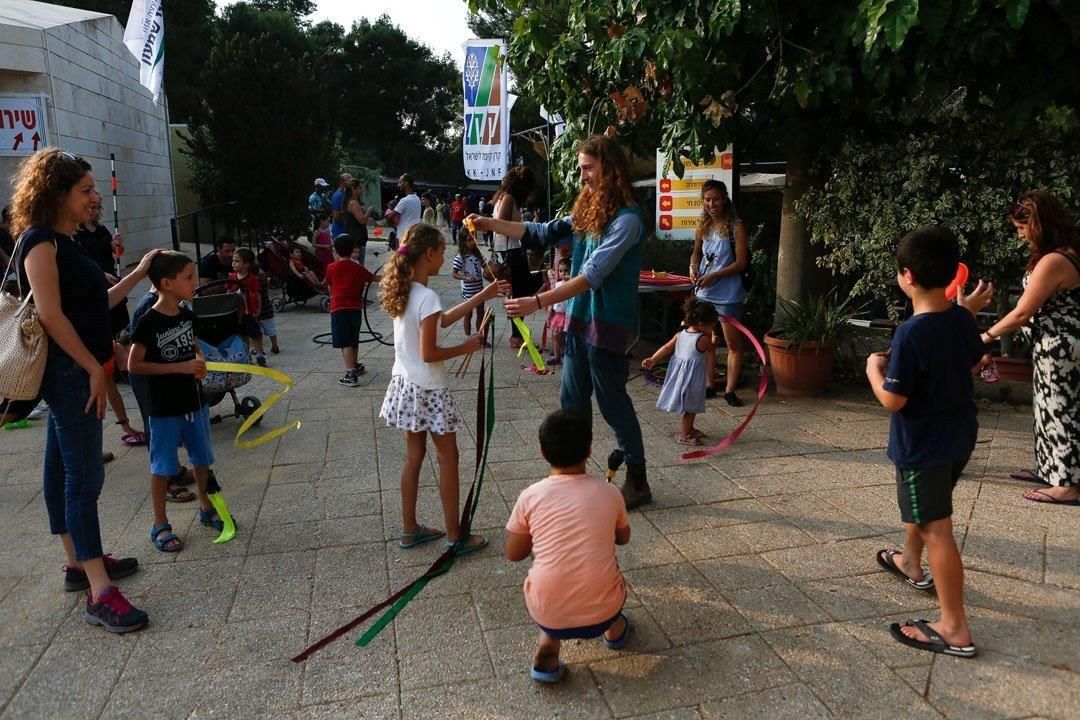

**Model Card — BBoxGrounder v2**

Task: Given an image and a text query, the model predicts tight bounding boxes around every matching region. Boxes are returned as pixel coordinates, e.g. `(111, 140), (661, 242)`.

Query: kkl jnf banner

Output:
(462, 39), (509, 181)
(123, 0), (165, 105)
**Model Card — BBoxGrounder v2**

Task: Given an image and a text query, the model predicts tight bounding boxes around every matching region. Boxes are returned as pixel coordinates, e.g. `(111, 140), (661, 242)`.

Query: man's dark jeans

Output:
(560, 333), (646, 466)
(41, 351), (105, 561)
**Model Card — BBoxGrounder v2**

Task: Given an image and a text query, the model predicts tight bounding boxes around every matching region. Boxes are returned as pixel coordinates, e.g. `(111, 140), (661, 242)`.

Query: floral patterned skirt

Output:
(379, 375), (464, 435)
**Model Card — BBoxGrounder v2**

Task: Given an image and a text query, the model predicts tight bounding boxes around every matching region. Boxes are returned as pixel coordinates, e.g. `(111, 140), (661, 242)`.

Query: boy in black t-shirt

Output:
(866, 226), (987, 659)
(128, 252), (222, 553)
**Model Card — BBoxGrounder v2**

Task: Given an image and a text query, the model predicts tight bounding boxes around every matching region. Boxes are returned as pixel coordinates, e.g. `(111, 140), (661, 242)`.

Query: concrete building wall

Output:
(0, 6), (175, 262)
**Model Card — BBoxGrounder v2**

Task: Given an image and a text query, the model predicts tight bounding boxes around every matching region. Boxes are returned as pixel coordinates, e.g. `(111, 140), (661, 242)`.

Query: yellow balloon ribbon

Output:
(511, 317), (547, 372)
(204, 362), (302, 449)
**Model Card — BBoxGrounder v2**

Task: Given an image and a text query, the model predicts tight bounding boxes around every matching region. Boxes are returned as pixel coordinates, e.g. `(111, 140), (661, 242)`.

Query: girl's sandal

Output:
(676, 434), (701, 446)
(399, 525), (444, 548)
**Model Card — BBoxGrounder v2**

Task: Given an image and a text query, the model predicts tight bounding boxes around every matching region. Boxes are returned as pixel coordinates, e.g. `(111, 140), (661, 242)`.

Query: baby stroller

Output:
(260, 236), (330, 313)
(192, 281), (263, 426)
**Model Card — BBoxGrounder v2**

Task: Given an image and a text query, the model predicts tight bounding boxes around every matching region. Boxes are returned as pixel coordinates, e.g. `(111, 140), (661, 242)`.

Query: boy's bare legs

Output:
(400, 431), (427, 534)
(900, 516), (972, 646)
(106, 375), (140, 436)
(535, 632), (561, 672)
(602, 614), (628, 642)
(150, 473), (181, 550)
(342, 346), (358, 372)
(894, 522), (927, 582)
(430, 432), (484, 547)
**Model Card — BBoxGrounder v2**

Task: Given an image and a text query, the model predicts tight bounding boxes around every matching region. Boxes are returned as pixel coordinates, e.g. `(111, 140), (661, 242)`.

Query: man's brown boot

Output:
(621, 463), (652, 510)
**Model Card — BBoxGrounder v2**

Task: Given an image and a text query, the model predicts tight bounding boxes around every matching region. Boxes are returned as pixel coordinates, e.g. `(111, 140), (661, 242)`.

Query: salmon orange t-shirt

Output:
(506, 474), (629, 629)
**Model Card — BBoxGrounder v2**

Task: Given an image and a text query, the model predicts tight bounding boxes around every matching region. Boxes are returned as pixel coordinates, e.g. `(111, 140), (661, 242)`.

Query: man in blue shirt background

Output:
(308, 178), (330, 229)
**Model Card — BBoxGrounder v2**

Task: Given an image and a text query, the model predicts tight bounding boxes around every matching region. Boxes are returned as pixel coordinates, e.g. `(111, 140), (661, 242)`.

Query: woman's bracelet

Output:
(535, 294), (543, 310)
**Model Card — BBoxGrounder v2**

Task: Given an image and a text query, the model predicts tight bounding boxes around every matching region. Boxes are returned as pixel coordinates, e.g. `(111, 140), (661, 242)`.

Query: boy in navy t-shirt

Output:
(865, 226), (987, 659)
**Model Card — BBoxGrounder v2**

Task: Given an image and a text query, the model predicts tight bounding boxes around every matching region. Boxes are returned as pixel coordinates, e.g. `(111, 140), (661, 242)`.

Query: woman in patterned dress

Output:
(980, 191), (1080, 505)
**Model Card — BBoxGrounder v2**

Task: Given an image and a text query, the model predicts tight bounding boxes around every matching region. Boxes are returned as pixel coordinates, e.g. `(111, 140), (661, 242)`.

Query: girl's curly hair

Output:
(10, 149), (93, 236)
(571, 135), (636, 237)
(380, 223), (445, 318)
(695, 179), (739, 244)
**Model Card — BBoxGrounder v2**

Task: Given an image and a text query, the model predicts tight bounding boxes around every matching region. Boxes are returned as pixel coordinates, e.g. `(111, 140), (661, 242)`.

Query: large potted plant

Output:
(765, 292), (855, 396)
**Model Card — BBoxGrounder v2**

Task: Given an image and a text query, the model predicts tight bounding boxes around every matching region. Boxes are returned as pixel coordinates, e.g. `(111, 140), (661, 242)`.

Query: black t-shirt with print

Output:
(131, 307), (204, 417)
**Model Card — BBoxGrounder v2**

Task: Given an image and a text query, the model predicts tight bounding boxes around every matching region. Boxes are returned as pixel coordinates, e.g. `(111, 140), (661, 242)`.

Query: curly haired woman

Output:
(982, 191), (1080, 505)
(10, 149), (160, 632)
(467, 135), (652, 509)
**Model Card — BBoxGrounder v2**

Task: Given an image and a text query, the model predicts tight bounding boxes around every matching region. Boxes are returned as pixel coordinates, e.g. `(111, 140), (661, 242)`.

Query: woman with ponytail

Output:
(378, 223), (508, 553)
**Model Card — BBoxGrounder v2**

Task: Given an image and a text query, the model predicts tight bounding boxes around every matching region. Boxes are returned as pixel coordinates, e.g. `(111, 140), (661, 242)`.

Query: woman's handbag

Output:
(0, 236), (48, 401)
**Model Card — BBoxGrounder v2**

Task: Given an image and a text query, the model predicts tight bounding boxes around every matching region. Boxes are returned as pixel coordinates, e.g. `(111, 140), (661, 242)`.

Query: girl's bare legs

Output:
(679, 412), (697, 441)
(430, 432), (484, 547)
(400, 431), (428, 534)
(552, 331), (563, 360)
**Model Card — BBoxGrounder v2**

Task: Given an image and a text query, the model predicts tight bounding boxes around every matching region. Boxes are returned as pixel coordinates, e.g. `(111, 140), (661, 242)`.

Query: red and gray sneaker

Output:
(64, 554), (139, 592)
(84, 586), (148, 633)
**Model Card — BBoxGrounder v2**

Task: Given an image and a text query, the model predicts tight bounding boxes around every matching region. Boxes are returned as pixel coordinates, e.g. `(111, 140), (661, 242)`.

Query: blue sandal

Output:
(399, 525), (444, 548)
(530, 660), (566, 683)
(443, 535), (488, 556)
(150, 522), (182, 552)
(602, 611), (631, 650)
(199, 508), (225, 533)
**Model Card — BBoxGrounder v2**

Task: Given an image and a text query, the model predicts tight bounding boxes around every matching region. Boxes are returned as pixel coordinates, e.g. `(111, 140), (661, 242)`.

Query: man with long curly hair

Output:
(468, 135), (652, 508)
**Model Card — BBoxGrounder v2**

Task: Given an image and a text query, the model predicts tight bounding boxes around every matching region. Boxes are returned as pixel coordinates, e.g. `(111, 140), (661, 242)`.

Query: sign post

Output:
(0, 94), (50, 157)
(462, 39), (509, 181)
(655, 147), (735, 241)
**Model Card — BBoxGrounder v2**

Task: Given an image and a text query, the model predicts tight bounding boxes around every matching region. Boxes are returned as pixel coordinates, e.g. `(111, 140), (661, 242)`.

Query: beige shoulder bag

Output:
(0, 233), (49, 400)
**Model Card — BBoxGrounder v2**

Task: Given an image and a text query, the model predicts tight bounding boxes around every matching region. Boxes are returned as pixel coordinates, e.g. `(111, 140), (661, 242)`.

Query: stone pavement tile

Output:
(812, 485), (902, 535)
(722, 582), (830, 631)
(1046, 528), (1080, 590)
(193, 659), (304, 717)
(624, 470), (699, 511)
(643, 498), (776, 535)
(655, 464), (752, 505)
(964, 569), (1080, 625)
(484, 607), (672, 671)
(962, 522), (1044, 583)
(730, 470), (848, 498)
(624, 563), (752, 645)
(624, 709), (704, 720)
(926, 650), (1080, 720)
(393, 593), (494, 691)
(615, 519), (683, 570)
(590, 635), (795, 717)
(667, 518), (813, 562)
(318, 482), (381, 519)
(259, 483), (326, 526)
(118, 555), (244, 601)
(695, 553), (795, 592)
(2, 632), (133, 720)
(486, 458), (550, 483)
(841, 613), (936, 671)
(962, 607), (1080, 673)
(229, 550), (316, 622)
(317, 514), (385, 546)
(0, 573), (78, 649)
(713, 454), (828, 480)
(762, 536), (888, 584)
(313, 544), (388, 611)
(473, 583), (530, 632)
(0, 644), (41, 709)
(268, 695), (402, 720)
(301, 642), (399, 705)
(763, 623), (941, 719)
(400, 671), (610, 720)
(699, 683), (832, 720)
(798, 572), (936, 623)
(270, 462), (323, 485)
(250, 519), (324, 556)
(757, 493), (877, 543)
(389, 545), (527, 600)
(893, 664), (931, 696)
(0, 541), (62, 578)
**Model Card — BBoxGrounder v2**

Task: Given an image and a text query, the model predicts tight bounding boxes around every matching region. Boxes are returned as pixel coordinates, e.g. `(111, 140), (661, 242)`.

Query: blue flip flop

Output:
(602, 611), (631, 650)
(399, 525), (445, 548)
(530, 660), (566, 683)
(443, 535), (489, 556)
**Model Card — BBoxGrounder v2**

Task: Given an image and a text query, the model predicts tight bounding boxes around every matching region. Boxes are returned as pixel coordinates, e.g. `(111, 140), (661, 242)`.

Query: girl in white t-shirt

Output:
(378, 223), (507, 555)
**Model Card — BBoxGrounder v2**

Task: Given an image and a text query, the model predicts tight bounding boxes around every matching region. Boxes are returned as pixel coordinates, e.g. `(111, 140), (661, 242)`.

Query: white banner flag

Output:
(462, 39), (509, 181)
(123, 0), (165, 105)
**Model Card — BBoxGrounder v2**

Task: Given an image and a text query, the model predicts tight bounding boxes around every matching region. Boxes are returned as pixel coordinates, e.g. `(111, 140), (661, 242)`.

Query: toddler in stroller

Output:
(261, 236), (330, 312)
(192, 280), (263, 425)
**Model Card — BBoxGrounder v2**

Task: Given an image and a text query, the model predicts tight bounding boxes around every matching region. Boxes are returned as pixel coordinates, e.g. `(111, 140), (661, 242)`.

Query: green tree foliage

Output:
(332, 16), (461, 180)
(800, 107), (1080, 304)
(248, 0), (316, 22)
(50, 0), (215, 123)
(184, 3), (334, 231)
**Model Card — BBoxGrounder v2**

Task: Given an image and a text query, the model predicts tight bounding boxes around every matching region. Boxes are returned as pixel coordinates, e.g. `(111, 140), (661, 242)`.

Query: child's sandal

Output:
(150, 522), (182, 552)
(199, 508), (226, 533)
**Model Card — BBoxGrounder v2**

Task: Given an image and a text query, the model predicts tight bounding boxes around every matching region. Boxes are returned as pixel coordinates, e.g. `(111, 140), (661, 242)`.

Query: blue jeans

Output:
(41, 351), (105, 561)
(560, 333), (646, 466)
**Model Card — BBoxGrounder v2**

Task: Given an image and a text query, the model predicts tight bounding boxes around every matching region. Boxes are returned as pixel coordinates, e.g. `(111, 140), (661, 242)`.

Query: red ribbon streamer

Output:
(681, 313), (769, 461)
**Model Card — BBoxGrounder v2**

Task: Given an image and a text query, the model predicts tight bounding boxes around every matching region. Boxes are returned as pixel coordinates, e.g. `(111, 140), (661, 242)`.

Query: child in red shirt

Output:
(289, 246), (321, 287)
(230, 248), (266, 366)
(325, 235), (378, 386)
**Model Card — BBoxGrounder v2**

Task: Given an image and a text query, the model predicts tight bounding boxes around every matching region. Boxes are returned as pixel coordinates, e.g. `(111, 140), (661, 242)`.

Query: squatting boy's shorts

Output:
(535, 608), (624, 640)
(331, 309), (363, 349)
(149, 406), (214, 477)
(895, 457), (969, 525)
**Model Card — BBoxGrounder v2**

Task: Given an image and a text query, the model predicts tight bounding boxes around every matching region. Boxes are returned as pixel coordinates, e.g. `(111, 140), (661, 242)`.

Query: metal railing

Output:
(170, 201), (244, 259)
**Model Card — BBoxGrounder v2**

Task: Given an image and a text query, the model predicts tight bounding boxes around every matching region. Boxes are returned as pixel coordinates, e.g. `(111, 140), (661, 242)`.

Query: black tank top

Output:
(343, 202), (368, 245)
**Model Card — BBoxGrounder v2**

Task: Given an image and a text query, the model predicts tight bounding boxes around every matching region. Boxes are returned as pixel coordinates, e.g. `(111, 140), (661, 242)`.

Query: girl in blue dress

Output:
(642, 300), (719, 445)
(689, 180), (749, 407)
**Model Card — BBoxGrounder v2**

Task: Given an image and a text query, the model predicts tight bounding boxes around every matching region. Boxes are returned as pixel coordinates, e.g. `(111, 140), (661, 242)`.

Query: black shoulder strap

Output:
(1054, 250), (1080, 275)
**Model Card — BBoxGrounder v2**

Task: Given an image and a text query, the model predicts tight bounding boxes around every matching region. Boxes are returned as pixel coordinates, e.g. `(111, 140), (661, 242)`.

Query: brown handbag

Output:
(0, 235), (48, 401)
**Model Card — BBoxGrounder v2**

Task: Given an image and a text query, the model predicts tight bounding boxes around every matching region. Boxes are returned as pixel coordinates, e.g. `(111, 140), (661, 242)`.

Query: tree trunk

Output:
(775, 139), (814, 314)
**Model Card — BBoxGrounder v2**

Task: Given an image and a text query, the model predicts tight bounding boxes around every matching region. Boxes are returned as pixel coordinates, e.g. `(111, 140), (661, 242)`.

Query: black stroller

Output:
(192, 281), (262, 426)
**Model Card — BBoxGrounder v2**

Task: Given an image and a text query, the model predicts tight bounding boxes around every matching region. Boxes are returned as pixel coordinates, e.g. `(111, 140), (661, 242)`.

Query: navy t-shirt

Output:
(15, 226), (112, 364)
(883, 305), (985, 468)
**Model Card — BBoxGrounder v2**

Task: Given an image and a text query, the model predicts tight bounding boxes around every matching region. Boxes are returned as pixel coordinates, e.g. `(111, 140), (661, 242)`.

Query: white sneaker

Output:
(338, 373), (359, 387)
(27, 402), (48, 419)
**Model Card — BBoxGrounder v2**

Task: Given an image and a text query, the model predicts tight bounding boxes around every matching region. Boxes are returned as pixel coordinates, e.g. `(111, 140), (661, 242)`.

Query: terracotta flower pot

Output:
(994, 355), (1033, 383)
(764, 334), (837, 397)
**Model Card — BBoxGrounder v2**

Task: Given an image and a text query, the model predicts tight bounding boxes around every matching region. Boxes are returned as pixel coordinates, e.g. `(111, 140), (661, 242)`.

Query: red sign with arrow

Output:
(1, 94), (50, 157)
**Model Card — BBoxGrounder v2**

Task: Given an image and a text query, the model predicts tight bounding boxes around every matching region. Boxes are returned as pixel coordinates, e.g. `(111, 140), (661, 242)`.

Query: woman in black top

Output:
(12, 149), (158, 633)
(344, 178), (369, 266)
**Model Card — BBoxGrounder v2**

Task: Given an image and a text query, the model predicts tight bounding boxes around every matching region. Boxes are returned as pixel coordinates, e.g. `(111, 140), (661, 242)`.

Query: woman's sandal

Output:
(443, 535), (488, 556)
(399, 525), (444, 548)
(1009, 469), (1049, 485)
(151, 522), (182, 552)
(166, 484), (196, 503)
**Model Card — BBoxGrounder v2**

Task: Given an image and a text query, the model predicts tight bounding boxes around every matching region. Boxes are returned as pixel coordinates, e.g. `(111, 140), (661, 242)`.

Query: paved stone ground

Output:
(1, 244), (1078, 719)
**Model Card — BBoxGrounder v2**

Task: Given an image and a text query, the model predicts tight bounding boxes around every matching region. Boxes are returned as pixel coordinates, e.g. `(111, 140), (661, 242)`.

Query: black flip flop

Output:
(875, 549), (935, 591)
(890, 619), (976, 658)
(1023, 489), (1080, 506)
(1009, 469), (1049, 486)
